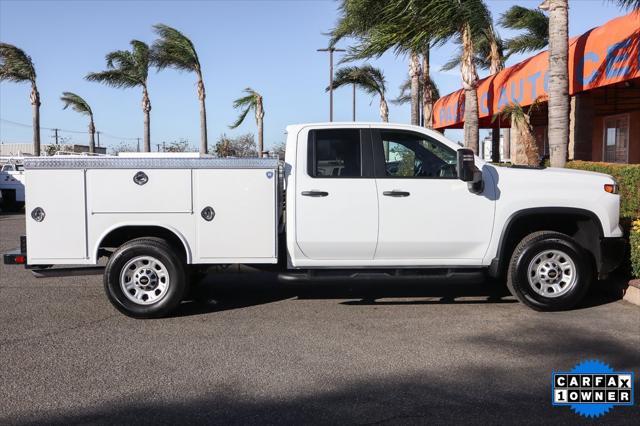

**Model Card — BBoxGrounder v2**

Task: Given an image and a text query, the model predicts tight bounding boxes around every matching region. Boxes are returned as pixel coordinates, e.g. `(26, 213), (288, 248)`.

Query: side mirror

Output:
(457, 148), (476, 182)
(457, 148), (483, 193)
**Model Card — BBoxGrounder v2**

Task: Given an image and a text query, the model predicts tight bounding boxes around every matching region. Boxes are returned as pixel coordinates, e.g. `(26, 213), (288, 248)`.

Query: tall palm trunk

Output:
(256, 96), (264, 157)
(197, 72), (208, 155)
(88, 116), (95, 154)
(379, 95), (389, 122)
(541, 0), (569, 168)
(409, 51), (421, 126)
(30, 83), (41, 156)
(142, 86), (151, 152)
(421, 49), (434, 129)
(489, 30), (504, 162)
(460, 23), (480, 153)
(513, 113), (540, 166)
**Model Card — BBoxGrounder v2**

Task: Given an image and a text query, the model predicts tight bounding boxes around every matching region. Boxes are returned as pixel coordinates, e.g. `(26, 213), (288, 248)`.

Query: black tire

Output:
(104, 237), (187, 318)
(506, 231), (592, 311)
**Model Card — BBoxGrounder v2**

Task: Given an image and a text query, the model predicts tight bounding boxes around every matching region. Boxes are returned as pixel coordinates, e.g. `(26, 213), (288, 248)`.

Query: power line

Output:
(0, 118), (138, 140)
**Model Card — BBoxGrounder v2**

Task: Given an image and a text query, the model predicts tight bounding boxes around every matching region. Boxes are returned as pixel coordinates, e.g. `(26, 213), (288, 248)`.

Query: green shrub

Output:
(566, 161), (640, 278)
(631, 220), (640, 278)
(566, 161), (640, 220)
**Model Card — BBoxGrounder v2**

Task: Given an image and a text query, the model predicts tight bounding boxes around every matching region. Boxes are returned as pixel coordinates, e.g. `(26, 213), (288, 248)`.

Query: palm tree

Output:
(60, 92), (95, 153)
(393, 74), (440, 126)
(86, 40), (152, 152)
(151, 24), (208, 154)
(329, 0), (434, 127)
(329, 65), (389, 122)
(229, 88), (265, 156)
(440, 24), (505, 74)
(440, 19), (505, 161)
(539, 0), (568, 168)
(499, 6), (549, 56)
(390, 0), (492, 153)
(0, 43), (41, 155)
(494, 102), (541, 166)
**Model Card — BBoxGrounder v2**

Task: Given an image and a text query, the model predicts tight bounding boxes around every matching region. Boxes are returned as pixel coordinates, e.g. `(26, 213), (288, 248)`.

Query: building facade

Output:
(433, 11), (640, 164)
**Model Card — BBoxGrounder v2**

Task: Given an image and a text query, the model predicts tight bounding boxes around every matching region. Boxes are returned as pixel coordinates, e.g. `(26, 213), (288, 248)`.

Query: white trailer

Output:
(3, 123), (626, 317)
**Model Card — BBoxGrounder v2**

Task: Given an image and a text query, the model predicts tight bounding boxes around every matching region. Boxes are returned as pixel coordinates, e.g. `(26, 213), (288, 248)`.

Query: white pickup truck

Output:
(3, 123), (625, 317)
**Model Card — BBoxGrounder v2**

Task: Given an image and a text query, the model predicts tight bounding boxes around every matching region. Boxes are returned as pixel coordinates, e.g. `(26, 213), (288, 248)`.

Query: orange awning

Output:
(432, 10), (640, 129)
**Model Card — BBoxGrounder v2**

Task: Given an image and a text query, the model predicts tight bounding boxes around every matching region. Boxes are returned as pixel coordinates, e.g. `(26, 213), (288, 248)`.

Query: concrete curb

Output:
(623, 279), (640, 306)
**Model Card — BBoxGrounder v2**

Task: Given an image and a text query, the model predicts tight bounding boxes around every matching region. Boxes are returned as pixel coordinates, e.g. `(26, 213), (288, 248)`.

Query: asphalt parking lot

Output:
(0, 213), (638, 425)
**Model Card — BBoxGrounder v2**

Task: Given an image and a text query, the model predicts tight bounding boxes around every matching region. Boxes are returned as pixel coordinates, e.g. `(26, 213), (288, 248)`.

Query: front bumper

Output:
(598, 237), (626, 277)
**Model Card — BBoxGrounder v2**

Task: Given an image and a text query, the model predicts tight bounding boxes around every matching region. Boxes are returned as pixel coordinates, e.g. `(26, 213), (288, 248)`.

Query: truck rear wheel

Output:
(104, 238), (187, 318)
(506, 231), (592, 311)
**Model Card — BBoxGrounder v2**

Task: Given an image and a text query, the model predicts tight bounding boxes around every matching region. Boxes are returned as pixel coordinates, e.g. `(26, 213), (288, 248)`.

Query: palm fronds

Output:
(609, 0), (640, 10)
(151, 24), (201, 73)
(230, 88), (262, 129)
(499, 6), (549, 56)
(0, 42), (36, 83)
(439, 30), (503, 72)
(60, 92), (93, 116)
(393, 76), (439, 105)
(329, 64), (386, 97)
(86, 40), (150, 88)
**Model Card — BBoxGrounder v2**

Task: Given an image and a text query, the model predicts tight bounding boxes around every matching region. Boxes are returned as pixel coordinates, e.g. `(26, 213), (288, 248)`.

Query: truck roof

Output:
(285, 122), (450, 136)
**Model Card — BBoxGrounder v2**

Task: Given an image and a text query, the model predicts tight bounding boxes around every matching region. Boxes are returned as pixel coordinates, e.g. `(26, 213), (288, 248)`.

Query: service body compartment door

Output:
(86, 169), (192, 213)
(26, 169), (87, 262)
(194, 169), (277, 262)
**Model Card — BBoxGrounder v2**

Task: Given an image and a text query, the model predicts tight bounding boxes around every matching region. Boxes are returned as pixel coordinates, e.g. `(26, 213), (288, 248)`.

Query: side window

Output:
(379, 131), (457, 178)
(310, 129), (362, 177)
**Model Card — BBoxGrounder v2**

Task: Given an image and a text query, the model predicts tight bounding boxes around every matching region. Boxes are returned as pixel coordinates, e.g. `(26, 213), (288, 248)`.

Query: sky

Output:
(0, 0), (632, 152)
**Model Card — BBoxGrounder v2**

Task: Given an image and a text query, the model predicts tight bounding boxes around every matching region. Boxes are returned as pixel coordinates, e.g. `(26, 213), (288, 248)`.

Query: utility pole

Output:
(96, 131), (101, 148)
(136, 138), (141, 152)
(52, 128), (59, 145)
(317, 46), (345, 122)
(156, 144), (160, 152)
(352, 83), (356, 121)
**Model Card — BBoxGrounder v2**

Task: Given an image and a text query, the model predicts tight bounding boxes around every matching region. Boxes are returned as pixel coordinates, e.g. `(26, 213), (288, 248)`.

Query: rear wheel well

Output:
(493, 209), (602, 278)
(98, 226), (188, 261)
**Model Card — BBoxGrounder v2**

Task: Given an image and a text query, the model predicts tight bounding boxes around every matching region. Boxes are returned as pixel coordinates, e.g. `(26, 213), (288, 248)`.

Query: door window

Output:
(377, 131), (457, 178)
(309, 129), (362, 177)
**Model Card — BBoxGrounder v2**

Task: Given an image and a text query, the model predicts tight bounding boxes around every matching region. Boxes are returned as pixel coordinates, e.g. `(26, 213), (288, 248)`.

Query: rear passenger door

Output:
(295, 128), (379, 260)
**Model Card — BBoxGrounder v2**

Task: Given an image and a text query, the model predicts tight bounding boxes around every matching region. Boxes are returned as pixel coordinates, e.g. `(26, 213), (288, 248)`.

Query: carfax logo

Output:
(552, 360), (634, 418)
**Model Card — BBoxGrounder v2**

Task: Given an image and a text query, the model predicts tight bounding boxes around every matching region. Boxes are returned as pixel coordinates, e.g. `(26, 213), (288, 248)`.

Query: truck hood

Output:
(488, 165), (615, 185)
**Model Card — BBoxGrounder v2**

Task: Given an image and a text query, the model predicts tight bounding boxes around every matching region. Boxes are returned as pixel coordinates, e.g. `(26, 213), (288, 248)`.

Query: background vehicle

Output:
(0, 157), (25, 211)
(3, 123), (625, 317)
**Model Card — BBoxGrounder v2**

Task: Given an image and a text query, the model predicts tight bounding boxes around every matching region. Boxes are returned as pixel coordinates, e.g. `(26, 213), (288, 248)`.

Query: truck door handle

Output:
(383, 190), (410, 197)
(301, 190), (329, 197)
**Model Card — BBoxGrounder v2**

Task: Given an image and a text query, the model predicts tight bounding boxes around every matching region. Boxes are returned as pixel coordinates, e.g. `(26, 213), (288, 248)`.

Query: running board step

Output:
(31, 266), (105, 278)
(278, 268), (485, 283)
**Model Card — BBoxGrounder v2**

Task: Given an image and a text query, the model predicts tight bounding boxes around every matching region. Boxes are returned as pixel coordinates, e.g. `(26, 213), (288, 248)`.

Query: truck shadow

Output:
(172, 272), (626, 318)
(8, 328), (638, 425)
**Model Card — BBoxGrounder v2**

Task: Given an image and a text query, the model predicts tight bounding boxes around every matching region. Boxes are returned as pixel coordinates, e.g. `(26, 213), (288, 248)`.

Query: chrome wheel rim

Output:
(527, 249), (577, 298)
(120, 256), (170, 305)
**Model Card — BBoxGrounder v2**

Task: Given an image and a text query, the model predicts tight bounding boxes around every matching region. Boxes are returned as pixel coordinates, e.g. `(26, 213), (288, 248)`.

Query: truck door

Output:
(295, 128), (378, 260)
(372, 129), (495, 263)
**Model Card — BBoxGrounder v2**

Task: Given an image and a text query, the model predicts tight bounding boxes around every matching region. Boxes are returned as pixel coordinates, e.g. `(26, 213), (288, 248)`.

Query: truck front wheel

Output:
(506, 231), (592, 311)
(104, 238), (187, 318)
